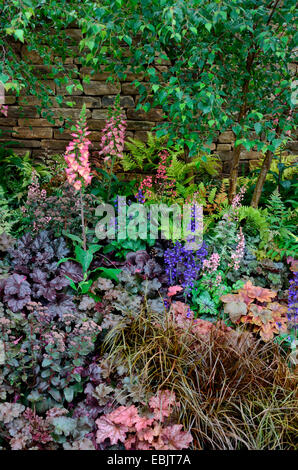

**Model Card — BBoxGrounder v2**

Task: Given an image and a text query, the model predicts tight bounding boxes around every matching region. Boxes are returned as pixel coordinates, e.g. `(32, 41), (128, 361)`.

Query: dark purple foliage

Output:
(47, 294), (76, 318)
(60, 261), (84, 283)
(0, 230), (76, 315)
(3, 274), (31, 312)
(125, 250), (165, 282)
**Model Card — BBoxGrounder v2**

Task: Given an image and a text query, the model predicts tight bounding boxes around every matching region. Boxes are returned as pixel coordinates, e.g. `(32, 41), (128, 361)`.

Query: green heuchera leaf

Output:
(52, 416), (77, 436)
(27, 390), (42, 402)
(48, 388), (62, 402)
(64, 387), (74, 403)
(197, 291), (217, 315)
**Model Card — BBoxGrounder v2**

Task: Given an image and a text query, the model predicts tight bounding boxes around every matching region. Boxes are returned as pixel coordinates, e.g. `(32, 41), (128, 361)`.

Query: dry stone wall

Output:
(1, 29), (297, 175)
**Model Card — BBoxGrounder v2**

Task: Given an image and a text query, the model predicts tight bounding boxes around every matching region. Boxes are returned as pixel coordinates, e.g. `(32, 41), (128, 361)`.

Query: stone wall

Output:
(1, 30), (297, 175)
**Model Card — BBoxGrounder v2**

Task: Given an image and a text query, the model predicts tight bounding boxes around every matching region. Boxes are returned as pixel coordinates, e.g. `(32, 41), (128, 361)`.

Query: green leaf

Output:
(79, 279), (93, 294)
(64, 387), (74, 403)
(66, 85), (74, 94)
(205, 23), (212, 32)
(65, 276), (77, 291)
(14, 29), (24, 43)
(94, 267), (122, 282)
(42, 358), (52, 367)
(74, 245), (94, 273)
(123, 35), (132, 47)
(156, 128), (168, 138)
(57, 257), (75, 266)
(49, 388), (62, 402)
(62, 231), (83, 245)
(27, 390), (42, 402)
(88, 244), (102, 255)
(85, 38), (95, 51)
(254, 122), (262, 135)
(0, 73), (9, 84)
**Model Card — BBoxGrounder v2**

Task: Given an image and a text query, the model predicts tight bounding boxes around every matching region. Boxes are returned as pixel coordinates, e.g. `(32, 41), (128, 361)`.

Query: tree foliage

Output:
(0, 0), (297, 201)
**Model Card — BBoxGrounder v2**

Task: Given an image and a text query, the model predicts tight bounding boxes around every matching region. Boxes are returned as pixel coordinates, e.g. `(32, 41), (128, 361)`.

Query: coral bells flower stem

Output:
(229, 226), (245, 271)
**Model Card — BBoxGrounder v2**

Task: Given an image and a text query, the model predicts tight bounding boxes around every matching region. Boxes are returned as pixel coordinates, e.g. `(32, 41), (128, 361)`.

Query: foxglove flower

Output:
(98, 101), (126, 160)
(64, 104), (92, 191)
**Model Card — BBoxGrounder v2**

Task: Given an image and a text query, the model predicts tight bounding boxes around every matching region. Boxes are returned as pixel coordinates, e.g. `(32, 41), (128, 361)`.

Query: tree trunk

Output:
(228, 144), (242, 203)
(227, 48), (256, 203)
(250, 149), (273, 208)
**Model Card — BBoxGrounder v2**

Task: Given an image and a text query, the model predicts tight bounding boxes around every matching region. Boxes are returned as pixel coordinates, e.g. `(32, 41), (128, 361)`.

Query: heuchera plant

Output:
(95, 390), (192, 450)
(0, 300), (101, 410)
(0, 403), (96, 450)
(0, 230), (81, 316)
(221, 281), (288, 341)
(22, 177), (97, 236)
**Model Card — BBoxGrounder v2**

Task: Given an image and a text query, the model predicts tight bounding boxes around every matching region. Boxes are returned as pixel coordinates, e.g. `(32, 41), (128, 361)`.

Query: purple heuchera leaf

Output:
(143, 259), (163, 278)
(52, 237), (69, 259)
(3, 274), (31, 312)
(30, 269), (48, 285)
(50, 275), (69, 290)
(126, 250), (150, 269)
(59, 261), (84, 283)
(47, 294), (76, 319)
(35, 276), (69, 302)
(34, 249), (54, 266)
(39, 286), (58, 302)
(125, 250), (164, 280)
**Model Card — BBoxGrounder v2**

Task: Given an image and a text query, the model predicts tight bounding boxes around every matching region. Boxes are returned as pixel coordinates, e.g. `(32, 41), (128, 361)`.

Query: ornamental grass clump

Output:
(103, 303), (298, 450)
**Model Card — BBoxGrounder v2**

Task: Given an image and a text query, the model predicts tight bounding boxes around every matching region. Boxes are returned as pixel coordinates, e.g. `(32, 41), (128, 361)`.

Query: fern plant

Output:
(0, 186), (19, 234)
(0, 151), (53, 204)
(167, 152), (222, 182)
(122, 132), (222, 182)
(237, 206), (270, 245)
(122, 133), (176, 172)
(264, 189), (298, 260)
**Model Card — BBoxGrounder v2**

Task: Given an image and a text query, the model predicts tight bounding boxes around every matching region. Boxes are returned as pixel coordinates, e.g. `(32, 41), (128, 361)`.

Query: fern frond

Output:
(208, 187), (217, 204)
(238, 206), (270, 243)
